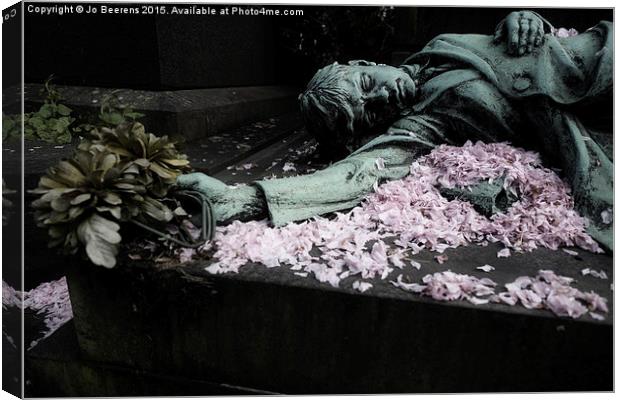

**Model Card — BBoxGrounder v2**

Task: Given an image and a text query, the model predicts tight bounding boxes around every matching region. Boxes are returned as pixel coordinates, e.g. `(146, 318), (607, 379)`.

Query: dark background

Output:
(24, 4), (613, 90)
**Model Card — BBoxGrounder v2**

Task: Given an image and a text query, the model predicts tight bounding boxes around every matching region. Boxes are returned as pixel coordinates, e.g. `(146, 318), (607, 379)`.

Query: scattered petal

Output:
(352, 280), (373, 293)
(477, 264), (495, 273)
(435, 255), (448, 264)
(410, 260), (422, 270)
(282, 162), (297, 172)
(581, 268), (608, 280)
(497, 248), (511, 258)
(601, 208), (612, 225)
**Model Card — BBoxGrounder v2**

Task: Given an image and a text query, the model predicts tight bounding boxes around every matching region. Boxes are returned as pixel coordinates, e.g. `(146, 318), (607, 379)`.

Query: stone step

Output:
(183, 113), (305, 175)
(64, 241), (612, 394)
(3, 112), (304, 190)
(7, 83), (301, 142)
(211, 127), (324, 184)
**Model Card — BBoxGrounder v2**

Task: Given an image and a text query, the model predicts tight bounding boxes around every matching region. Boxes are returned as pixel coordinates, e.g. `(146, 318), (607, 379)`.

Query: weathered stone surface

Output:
(65, 242), (612, 394)
(183, 113), (304, 175)
(5, 83), (300, 142)
(26, 322), (277, 396)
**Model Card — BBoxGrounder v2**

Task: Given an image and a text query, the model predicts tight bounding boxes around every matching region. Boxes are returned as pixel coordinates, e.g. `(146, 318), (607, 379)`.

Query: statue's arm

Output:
(492, 10), (554, 56)
(175, 145), (415, 227)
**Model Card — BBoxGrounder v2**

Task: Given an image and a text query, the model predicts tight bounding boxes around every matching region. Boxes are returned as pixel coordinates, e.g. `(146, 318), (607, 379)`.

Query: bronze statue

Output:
(177, 11), (613, 251)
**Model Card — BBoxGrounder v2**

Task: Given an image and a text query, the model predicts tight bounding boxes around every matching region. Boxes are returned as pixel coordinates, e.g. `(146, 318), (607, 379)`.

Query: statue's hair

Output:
(299, 61), (423, 158)
(298, 63), (356, 155)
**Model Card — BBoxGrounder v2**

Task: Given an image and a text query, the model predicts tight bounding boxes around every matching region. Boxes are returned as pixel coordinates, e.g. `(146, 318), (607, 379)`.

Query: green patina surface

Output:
(177, 12), (613, 251)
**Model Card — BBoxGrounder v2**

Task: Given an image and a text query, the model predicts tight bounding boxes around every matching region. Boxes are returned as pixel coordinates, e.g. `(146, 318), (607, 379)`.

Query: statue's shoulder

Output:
(423, 32), (492, 51)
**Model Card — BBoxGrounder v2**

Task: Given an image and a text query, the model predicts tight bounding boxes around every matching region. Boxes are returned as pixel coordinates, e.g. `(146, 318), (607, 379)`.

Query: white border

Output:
(0, 1), (616, 400)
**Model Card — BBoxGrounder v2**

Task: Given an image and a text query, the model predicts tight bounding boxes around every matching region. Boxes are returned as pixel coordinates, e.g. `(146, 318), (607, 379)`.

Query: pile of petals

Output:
(391, 271), (497, 305)
(2, 278), (73, 349)
(552, 27), (579, 37)
(2, 280), (22, 309)
(201, 141), (601, 291)
(391, 269), (609, 320)
(492, 270), (608, 320)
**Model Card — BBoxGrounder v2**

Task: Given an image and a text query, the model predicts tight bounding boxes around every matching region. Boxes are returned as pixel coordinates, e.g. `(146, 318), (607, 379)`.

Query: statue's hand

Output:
(176, 172), (266, 224)
(177, 172), (230, 200)
(493, 11), (545, 56)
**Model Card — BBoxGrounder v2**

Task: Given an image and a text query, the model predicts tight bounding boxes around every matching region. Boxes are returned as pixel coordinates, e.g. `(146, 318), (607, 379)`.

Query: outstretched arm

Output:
(176, 143), (419, 227)
(493, 10), (554, 56)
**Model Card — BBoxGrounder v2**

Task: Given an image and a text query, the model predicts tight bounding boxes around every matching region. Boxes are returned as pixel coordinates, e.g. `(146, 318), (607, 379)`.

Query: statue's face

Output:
(338, 63), (417, 132)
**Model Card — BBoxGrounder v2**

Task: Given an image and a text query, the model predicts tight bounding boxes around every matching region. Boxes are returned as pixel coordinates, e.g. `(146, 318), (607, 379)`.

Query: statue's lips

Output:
(396, 76), (414, 106)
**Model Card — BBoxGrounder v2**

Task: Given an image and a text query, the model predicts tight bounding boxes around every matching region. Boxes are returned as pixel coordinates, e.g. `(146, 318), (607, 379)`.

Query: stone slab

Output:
(183, 113), (304, 175)
(3, 112), (303, 185)
(64, 241), (612, 394)
(211, 127), (324, 184)
(5, 83), (300, 142)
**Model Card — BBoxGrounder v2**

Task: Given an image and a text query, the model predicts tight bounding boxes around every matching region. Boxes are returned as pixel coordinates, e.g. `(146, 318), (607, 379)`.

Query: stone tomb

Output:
(61, 242), (612, 394)
(18, 108), (612, 395)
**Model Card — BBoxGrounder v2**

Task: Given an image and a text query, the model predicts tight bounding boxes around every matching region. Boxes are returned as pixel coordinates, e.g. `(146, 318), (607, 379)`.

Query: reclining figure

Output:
(178, 10), (613, 251)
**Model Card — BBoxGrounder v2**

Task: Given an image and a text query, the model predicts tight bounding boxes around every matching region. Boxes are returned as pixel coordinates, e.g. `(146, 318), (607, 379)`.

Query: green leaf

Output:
(149, 162), (176, 179)
(39, 175), (67, 189)
(28, 116), (45, 129)
(56, 131), (72, 144)
(141, 197), (173, 222)
(37, 104), (54, 119)
(70, 193), (92, 205)
(96, 206), (122, 220)
(51, 197), (71, 212)
(124, 111), (144, 120)
(97, 153), (118, 172)
(54, 160), (87, 186)
(67, 206), (85, 221)
(77, 213), (121, 268)
(161, 158), (190, 167)
(134, 158), (150, 168)
(56, 104), (72, 116)
(100, 112), (124, 126)
(173, 207), (188, 217)
(103, 192), (122, 205)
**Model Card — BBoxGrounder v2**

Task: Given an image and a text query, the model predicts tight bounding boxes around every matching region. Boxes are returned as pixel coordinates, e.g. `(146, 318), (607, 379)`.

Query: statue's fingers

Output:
(527, 23), (538, 52)
(534, 26), (544, 46)
(518, 19), (530, 55)
(505, 16), (520, 54)
(176, 173), (204, 190)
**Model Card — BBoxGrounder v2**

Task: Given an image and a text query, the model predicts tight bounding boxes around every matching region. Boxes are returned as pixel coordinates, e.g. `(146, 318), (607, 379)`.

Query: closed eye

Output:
(361, 73), (373, 92)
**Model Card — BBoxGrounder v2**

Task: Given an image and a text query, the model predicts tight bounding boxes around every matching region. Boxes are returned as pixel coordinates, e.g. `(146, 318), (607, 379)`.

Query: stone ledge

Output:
(6, 83), (301, 141)
(64, 242), (612, 394)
